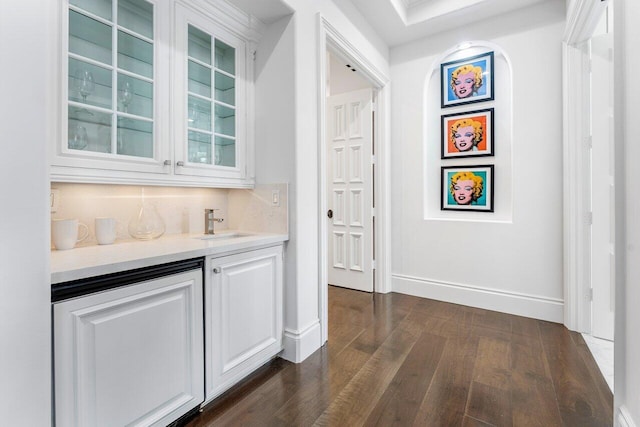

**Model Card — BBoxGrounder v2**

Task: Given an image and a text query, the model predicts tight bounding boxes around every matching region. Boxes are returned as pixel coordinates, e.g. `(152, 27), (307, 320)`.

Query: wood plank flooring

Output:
(185, 286), (612, 427)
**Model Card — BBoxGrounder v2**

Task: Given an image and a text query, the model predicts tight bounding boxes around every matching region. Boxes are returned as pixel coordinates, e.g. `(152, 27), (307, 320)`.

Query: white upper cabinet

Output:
(51, 0), (257, 187)
(173, 2), (248, 183)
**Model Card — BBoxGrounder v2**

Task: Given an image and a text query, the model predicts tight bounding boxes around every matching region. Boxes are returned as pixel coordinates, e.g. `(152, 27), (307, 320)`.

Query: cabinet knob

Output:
(176, 161), (185, 167)
(213, 267), (221, 274)
(163, 160), (171, 166)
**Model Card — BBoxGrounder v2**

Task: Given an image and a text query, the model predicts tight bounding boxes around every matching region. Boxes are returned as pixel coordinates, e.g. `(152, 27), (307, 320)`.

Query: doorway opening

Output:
(317, 16), (390, 344)
(563, 0), (614, 392)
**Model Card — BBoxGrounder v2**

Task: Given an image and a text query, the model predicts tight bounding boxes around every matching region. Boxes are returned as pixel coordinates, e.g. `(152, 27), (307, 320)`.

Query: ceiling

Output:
(224, 0), (556, 47)
(348, 0), (555, 47)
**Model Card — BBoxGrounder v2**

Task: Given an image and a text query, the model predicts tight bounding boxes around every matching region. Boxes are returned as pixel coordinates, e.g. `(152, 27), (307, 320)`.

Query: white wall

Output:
(615, 0), (640, 425)
(390, 1), (566, 321)
(255, 0), (389, 361)
(0, 0), (53, 424)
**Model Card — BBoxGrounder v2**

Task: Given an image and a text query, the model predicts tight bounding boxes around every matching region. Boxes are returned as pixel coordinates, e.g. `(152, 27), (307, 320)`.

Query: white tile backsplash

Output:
(50, 182), (288, 247)
(227, 183), (288, 234)
(51, 183), (230, 246)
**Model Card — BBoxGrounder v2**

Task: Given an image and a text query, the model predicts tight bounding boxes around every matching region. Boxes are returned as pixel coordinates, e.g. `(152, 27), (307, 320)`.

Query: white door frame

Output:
(562, 0), (609, 333)
(317, 15), (391, 344)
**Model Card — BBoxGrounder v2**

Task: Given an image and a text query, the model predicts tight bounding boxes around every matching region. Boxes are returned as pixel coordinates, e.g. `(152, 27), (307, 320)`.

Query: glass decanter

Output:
(128, 189), (165, 240)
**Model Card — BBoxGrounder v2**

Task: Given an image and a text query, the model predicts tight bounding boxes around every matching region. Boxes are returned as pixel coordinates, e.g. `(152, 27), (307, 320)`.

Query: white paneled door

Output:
(327, 89), (373, 292)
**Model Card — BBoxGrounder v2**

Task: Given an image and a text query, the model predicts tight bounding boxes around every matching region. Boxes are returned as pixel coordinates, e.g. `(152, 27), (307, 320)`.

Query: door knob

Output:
(327, 209), (333, 219)
(213, 267), (221, 274)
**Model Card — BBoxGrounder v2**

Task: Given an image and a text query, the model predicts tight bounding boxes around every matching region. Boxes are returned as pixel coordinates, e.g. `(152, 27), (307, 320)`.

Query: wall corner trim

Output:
(618, 406), (637, 427)
(392, 274), (564, 323)
(281, 320), (322, 363)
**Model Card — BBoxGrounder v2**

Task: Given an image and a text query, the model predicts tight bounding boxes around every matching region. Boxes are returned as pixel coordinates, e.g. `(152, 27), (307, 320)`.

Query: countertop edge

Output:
(51, 233), (288, 285)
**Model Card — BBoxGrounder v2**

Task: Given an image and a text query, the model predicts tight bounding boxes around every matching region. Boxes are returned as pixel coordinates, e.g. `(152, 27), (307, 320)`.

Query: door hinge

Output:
(252, 50), (256, 61)
(586, 135), (593, 149)
(588, 288), (593, 301)
(371, 207), (376, 218)
(371, 154), (377, 165)
(587, 211), (593, 225)
(372, 260), (376, 270)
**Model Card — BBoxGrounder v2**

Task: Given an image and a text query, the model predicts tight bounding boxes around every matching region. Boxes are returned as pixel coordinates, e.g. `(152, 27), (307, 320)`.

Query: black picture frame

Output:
(441, 51), (494, 108)
(441, 165), (494, 212)
(441, 108), (494, 159)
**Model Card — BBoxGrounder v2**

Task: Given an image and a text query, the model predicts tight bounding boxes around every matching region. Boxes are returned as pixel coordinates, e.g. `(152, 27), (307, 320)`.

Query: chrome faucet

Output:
(204, 209), (224, 234)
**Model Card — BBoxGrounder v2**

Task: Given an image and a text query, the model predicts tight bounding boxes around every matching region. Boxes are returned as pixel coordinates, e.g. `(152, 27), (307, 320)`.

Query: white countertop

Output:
(51, 231), (288, 284)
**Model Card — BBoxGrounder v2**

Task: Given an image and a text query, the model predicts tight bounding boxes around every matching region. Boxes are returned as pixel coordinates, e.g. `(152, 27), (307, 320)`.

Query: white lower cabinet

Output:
(204, 245), (283, 403)
(53, 269), (204, 427)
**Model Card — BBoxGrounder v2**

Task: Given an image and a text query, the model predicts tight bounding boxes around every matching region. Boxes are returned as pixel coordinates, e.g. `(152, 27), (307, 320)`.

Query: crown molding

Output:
(564, 0), (608, 44)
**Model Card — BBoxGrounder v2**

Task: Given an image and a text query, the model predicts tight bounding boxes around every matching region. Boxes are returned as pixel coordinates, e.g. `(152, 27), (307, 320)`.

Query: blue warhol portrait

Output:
(446, 59), (488, 102)
(441, 51), (494, 108)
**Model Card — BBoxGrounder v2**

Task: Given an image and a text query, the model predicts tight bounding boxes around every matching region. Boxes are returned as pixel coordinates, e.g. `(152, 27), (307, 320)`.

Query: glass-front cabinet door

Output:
(55, 0), (170, 178)
(174, 3), (247, 181)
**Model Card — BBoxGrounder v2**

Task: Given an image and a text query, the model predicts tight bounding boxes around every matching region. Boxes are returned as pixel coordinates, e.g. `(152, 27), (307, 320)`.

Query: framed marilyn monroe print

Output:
(441, 108), (494, 159)
(441, 165), (494, 212)
(441, 51), (494, 108)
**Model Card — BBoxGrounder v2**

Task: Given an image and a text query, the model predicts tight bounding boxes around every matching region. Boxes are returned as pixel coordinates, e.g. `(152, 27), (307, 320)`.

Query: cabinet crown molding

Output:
(179, 0), (265, 42)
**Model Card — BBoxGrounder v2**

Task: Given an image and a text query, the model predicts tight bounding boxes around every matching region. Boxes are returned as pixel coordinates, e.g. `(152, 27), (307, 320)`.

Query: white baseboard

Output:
(281, 319), (322, 363)
(392, 274), (564, 323)
(618, 406), (637, 427)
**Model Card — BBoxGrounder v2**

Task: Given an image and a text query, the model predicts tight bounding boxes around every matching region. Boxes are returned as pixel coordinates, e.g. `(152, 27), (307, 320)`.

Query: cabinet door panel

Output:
(54, 270), (204, 427)
(174, 3), (246, 181)
(205, 246), (283, 403)
(221, 257), (277, 371)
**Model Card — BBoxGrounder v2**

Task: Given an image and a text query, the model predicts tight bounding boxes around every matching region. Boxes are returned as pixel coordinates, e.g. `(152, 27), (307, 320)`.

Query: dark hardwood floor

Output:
(185, 286), (612, 426)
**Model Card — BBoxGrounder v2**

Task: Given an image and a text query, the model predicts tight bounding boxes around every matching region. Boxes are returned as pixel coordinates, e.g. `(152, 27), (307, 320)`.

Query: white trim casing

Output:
(562, 0), (609, 333)
(393, 274), (564, 323)
(562, 40), (591, 333)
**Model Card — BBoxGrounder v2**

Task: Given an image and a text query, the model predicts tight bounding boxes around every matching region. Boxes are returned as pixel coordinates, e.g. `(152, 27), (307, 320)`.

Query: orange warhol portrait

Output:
(441, 108), (494, 159)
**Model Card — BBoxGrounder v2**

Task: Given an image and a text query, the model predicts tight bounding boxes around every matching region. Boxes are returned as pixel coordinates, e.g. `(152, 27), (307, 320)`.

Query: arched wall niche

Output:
(423, 41), (513, 222)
